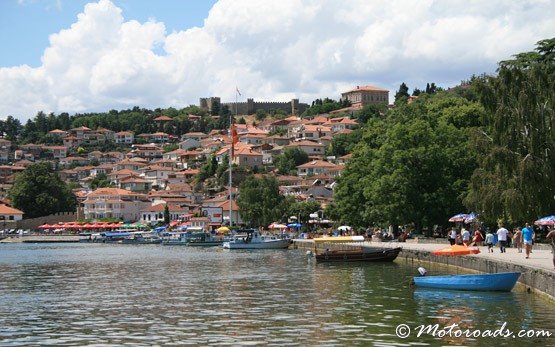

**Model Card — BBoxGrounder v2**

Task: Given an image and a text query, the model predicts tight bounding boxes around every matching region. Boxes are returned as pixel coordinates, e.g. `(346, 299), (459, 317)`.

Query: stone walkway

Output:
(366, 241), (555, 273)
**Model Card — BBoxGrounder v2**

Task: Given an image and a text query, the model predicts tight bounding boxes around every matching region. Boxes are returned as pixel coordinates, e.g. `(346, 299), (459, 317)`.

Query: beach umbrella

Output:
(287, 223), (302, 229)
(534, 215), (555, 226)
(268, 223), (287, 229)
(216, 226), (230, 233)
(337, 225), (352, 231)
(464, 212), (478, 224)
(38, 224), (51, 229)
(448, 213), (469, 222)
(432, 244), (480, 256)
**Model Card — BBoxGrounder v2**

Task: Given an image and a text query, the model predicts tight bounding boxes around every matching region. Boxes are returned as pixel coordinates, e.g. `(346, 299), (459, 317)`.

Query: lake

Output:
(0, 243), (553, 346)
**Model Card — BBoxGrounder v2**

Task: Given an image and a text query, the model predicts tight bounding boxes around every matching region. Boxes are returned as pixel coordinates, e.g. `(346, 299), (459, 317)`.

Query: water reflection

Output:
(0, 243), (553, 346)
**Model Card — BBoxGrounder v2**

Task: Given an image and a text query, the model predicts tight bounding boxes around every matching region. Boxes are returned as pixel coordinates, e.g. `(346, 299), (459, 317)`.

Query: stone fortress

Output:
(200, 97), (309, 115)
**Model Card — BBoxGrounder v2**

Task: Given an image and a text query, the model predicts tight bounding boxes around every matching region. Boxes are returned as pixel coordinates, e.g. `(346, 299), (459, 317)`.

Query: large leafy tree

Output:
(8, 162), (77, 218)
(331, 93), (482, 232)
(464, 38), (555, 225)
(274, 147), (309, 175)
(237, 175), (286, 227)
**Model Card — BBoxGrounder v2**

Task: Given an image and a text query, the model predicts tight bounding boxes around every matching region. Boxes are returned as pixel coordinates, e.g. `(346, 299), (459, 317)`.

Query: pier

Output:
(0, 235), (80, 243)
(293, 239), (555, 300)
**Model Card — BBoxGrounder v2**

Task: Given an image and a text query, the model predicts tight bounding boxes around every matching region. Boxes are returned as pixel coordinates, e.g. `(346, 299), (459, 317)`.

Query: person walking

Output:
(461, 227), (471, 246)
(472, 228), (484, 246)
(448, 227), (457, 246)
(521, 223), (535, 259)
(512, 228), (523, 253)
(485, 230), (495, 252)
(546, 228), (555, 270)
(497, 224), (509, 253)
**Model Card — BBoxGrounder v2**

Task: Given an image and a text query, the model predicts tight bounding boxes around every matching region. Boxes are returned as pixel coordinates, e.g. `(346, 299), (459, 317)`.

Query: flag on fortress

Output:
(236, 87), (241, 96)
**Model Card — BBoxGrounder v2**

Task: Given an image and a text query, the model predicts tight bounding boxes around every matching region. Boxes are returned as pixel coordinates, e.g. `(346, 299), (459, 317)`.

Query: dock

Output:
(293, 239), (555, 300)
(0, 235), (80, 243)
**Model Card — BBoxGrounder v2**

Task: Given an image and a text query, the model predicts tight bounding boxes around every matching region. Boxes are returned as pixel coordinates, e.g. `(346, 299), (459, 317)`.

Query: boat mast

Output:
(229, 88), (238, 227)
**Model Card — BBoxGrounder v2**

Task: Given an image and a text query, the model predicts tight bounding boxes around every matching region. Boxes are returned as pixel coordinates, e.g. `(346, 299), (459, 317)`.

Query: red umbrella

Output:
(38, 224), (52, 229)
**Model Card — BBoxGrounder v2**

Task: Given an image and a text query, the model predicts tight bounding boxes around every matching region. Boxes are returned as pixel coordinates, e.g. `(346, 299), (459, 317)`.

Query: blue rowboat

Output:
(413, 272), (521, 292)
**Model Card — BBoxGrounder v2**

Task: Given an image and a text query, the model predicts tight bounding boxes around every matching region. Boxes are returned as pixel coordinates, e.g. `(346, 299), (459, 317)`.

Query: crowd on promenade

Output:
(447, 223), (555, 270)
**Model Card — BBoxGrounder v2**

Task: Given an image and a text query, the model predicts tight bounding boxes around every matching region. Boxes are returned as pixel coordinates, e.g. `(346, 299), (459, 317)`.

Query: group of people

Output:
(448, 223), (555, 269)
(448, 227), (483, 247)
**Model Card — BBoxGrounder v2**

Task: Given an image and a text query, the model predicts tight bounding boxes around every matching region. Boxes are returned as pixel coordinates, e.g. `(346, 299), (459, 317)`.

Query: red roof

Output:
(154, 115), (173, 121)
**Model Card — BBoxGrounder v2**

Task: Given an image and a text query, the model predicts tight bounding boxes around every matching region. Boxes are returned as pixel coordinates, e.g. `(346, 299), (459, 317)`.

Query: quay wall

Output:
(292, 239), (555, 300)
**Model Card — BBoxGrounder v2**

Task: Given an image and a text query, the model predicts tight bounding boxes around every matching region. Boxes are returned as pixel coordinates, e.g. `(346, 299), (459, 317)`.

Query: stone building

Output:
(341, 85), (389, 108)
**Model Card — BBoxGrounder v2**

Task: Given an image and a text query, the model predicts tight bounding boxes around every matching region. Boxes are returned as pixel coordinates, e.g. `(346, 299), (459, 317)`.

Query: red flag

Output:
(231, 124), (238, 157)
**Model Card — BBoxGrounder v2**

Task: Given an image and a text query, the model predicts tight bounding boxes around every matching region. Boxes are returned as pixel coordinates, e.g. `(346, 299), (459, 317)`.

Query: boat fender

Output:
(418, 267), (427, 276)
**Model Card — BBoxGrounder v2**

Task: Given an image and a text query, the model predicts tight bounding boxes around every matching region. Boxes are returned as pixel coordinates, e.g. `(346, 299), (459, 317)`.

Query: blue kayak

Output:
(413, 272), (521, 292)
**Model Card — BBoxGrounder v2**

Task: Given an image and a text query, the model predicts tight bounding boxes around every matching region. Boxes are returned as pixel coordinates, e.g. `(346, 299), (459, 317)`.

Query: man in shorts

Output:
(521, 223), (535, 259)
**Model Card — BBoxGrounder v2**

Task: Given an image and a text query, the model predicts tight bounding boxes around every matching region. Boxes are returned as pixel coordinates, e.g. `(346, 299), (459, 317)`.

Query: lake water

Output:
(0, 243), (553, 346)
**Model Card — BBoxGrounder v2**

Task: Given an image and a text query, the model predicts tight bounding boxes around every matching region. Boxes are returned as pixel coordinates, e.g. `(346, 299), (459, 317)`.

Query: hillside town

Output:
(0, 85), (390, 232)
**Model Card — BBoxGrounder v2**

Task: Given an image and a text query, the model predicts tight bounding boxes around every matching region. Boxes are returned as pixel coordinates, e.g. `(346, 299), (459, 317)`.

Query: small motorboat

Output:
(314, 247), (402, 262)
(413, 272), (521, 292)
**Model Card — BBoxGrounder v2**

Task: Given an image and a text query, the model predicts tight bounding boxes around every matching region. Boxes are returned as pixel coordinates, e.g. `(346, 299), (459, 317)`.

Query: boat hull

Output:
(186, 241), (223, 247)
(223, 239), (291, 249)
(315, 247), (401, 262)
(413, 272), (521, 292)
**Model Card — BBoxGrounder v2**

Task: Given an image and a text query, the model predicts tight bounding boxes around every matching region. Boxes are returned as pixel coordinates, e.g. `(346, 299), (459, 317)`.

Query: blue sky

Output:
(0, 0), (554, 120)
(0, 0), (217, 67)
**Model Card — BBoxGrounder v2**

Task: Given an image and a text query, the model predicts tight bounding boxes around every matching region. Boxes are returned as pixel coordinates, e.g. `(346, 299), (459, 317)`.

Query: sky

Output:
(1, 0), (554, 121)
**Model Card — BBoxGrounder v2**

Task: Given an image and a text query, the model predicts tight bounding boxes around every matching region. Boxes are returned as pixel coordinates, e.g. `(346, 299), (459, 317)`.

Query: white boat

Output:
(223, 230), (291, 249)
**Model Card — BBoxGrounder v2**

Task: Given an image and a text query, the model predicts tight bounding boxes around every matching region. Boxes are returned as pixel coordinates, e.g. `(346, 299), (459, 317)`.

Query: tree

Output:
(237, 175), (287, 227)
(331, 93), (481, 231)
(164, 204), (170, 224)
(90, 173), (111, 190)
(464, 38), (555, 225)
(326, 129), (362, 157)
(356, 103), (386, 124)
(287, 200), (321, 226)
(255, 109), (267, 121)
(394, 83), (410, 103)
(8, 162), (77, 218)
(274, 147), (309, 175)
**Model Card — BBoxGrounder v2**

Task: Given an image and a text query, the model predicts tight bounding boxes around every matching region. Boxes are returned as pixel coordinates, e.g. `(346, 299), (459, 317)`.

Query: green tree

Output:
(274, 147), (309, 174)
(287, 200), (321, 226)
(164, 204), (170, 224)
(237, 175), (286, 227)
(90, 173), (111, 190)
(356, 103), (386, 124)
(331, 93), (481, 231)
(8, 162), (77, 218)
(326, 129), (363, 157)
(464, 38), (555, 225)
(394, 83), (410, 103)
(255, 109), (267, 120)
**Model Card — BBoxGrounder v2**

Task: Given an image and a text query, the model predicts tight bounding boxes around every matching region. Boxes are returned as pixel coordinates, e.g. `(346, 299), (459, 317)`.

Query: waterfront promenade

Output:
(373, 241), (554, 272)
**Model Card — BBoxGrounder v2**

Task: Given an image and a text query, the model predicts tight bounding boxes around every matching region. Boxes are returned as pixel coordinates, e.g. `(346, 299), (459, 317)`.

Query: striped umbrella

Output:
(534, 215), (555, 226)
(448, 213), (469, 222)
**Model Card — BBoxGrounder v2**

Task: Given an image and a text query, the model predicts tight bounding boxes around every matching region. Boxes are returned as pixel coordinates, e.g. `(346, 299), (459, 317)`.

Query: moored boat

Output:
(223, 230), (291, 249)
(315, 247), (402, 262)
(412, 272), (521, 292)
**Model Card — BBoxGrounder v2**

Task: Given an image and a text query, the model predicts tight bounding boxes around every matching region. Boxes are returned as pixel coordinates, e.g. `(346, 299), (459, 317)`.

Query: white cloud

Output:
(1, 0), (554, 120)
